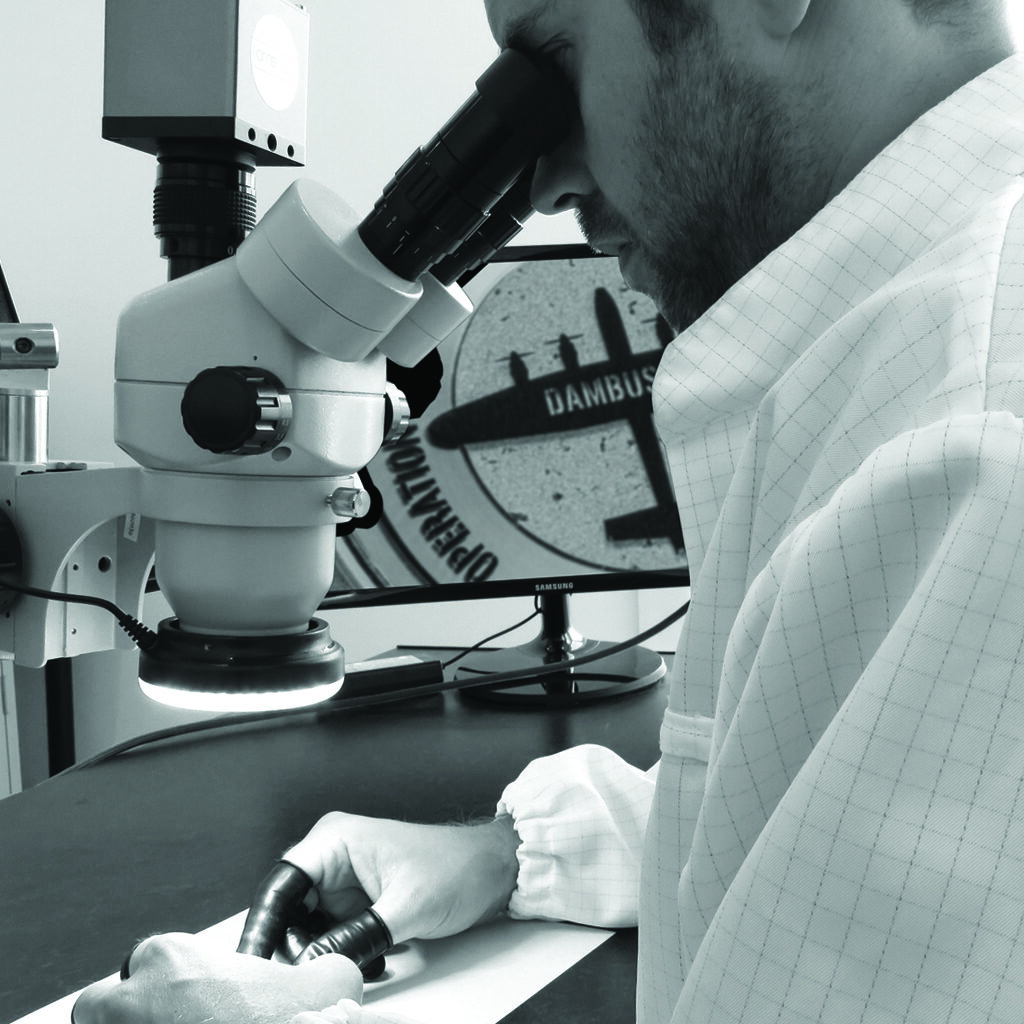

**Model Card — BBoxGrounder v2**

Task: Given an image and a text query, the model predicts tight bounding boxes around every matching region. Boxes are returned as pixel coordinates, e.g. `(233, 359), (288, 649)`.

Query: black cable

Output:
(58, 597), (690, 773)
(442, 597), (542, 669)
(0, 578), (159, 651)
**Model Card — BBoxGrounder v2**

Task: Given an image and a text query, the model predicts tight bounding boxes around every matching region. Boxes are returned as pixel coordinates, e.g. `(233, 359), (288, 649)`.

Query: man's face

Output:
(484, 0), (829, 331)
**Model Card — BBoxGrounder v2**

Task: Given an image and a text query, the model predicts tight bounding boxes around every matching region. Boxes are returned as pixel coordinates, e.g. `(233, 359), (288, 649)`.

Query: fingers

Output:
(366, 889), (412, 945)
(296, 909), (392, 966)
(105, 931), (209, 984)
(293, 909), (391, 980)
(119, 932), (169, 979)
(74, 932), (365, 1024)
(236, 861), (315, 957)
(289, 1000), (425, 1024)
(71, 935), (184, 1024)
(289, 999), (361, 1024)
(282, 812), (354, 884)
(298, 953), (366, 1005)
(71, 976), (120, 1024)
(281, 814), (382, 929)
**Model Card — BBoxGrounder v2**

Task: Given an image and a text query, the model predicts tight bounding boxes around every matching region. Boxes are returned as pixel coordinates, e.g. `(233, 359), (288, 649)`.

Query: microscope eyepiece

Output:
(358, 48), (575, 282)
(430, 170), (536, 286)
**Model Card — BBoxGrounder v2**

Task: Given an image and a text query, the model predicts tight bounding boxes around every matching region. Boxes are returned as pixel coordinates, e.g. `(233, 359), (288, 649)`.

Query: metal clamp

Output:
(0, 324), (58, 369)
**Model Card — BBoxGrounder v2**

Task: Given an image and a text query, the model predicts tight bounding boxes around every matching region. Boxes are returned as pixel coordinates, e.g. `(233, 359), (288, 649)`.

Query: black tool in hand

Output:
(237, 861), (392, 979)
(284, 909), (391, 980)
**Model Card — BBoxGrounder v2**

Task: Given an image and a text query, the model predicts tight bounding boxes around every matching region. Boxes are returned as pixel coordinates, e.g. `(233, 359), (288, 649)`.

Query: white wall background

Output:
(0, 1), (686, 786)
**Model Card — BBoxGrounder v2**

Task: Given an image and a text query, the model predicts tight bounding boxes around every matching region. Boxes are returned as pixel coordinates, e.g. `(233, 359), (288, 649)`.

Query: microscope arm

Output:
(0, 463), (153, 667)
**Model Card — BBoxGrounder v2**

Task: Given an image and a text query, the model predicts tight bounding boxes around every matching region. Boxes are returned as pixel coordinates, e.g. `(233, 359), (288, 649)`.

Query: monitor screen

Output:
(328, 253), (688, 610)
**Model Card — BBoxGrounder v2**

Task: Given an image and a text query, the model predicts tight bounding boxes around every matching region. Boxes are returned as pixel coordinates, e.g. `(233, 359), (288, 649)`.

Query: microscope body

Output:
(114, 180), (427, 641)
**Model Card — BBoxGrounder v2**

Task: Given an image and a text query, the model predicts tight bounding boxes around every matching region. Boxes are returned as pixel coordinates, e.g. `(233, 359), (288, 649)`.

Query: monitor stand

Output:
(456, 593), (665, 706)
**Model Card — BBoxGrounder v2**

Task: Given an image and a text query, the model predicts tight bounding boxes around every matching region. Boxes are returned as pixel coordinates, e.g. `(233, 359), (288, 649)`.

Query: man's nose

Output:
(529, 125), (597, 215)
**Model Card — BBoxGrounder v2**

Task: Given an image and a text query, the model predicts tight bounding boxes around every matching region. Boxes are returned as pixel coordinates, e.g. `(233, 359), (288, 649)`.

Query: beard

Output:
(579, 18), (830, 333)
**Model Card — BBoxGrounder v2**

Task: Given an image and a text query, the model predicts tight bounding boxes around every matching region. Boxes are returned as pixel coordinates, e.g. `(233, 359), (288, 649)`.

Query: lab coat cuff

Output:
(496, 744), (656, 928)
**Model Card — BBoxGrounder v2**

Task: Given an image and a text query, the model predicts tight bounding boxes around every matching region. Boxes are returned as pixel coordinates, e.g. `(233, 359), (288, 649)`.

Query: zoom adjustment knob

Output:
(181, 366), (292, 455)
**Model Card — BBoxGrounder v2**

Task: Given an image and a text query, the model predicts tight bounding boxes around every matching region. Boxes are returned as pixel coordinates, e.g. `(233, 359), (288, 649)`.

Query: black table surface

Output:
(0, 649), (665, 1023)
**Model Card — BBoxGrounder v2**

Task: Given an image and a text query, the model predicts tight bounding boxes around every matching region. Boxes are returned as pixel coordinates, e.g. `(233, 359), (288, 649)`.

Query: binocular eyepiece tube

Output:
(358, 48), (576, 283)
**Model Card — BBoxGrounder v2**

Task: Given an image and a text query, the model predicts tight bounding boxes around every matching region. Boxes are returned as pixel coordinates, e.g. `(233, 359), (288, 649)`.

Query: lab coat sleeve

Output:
(669, 413), (1024, 1023)
(496, 744), (658, 927)
(288, 998), (420, 1024)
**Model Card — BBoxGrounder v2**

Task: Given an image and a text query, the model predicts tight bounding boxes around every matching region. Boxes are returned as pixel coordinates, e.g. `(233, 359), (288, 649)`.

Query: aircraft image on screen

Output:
(427, 285), (684, 553)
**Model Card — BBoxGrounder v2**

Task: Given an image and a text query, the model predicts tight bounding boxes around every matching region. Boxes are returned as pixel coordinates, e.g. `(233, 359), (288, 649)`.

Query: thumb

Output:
(294, 952), (365, 1007)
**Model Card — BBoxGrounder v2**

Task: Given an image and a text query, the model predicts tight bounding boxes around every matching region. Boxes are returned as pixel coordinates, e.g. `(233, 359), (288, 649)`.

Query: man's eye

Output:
(537, 43), (577, 97)
(540, 43), (572, 77)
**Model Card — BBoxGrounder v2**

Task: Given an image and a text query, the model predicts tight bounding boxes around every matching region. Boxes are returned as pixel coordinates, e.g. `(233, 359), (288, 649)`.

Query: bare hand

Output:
(72, 932), (363, 1024)
(283, 812), (520, 945)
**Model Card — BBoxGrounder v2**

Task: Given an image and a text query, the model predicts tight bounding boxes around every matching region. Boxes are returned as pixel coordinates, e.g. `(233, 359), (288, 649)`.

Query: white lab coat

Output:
(500, 54), (1024, 1023)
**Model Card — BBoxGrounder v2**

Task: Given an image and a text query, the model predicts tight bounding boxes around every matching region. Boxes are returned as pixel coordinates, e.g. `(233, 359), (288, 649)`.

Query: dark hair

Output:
(627, 0), (710, 53)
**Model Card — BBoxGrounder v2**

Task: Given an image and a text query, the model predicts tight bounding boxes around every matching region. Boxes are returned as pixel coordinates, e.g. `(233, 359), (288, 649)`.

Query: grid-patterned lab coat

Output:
(499, 54), (1024, 1023)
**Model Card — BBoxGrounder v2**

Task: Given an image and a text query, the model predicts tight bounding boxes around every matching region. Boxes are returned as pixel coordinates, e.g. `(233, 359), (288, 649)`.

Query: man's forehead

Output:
(484, 0), (556, 50)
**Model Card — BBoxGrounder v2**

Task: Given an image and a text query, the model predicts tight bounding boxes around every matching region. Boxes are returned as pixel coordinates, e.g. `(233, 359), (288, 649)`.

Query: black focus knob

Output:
(181, 366), (292, 455)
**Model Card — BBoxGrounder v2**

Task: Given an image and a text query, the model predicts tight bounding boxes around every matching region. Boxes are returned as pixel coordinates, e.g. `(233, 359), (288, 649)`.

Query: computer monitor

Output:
(326, 254), (689, 703)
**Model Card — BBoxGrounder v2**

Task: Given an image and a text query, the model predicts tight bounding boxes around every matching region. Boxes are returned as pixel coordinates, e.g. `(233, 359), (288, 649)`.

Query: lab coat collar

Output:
(653, 53), (1024, 576)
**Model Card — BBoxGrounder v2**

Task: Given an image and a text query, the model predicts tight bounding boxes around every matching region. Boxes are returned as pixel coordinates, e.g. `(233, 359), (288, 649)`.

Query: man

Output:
(75, 0), (1024, 1021)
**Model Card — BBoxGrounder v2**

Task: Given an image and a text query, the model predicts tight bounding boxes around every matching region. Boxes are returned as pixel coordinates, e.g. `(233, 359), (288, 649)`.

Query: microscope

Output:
(0, 0), (573, 712)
